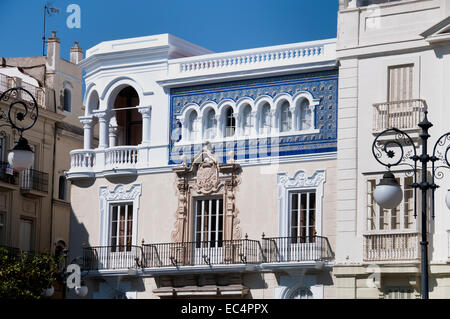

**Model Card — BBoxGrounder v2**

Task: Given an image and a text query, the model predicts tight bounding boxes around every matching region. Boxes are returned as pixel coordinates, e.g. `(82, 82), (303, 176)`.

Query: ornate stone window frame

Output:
(99, 184), (142, 247)
(277, 169), (326, 237)
(171, 143), (242, 243)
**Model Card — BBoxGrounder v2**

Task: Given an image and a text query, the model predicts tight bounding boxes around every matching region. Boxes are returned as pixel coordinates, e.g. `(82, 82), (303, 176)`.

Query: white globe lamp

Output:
(445, 189), (450, 210)
(75, 285), (88, 297)
(8, 137), (34, 171)
(373, 171), (403, 209)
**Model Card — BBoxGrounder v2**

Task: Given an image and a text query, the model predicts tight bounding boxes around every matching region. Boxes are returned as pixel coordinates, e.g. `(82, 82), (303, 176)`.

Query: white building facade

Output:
(335, 0), (450, 298)
(67, 35), (339, 299)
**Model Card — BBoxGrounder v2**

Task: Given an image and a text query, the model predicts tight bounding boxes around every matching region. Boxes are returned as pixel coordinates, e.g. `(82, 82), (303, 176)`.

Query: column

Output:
(79, 116), (94, 150)
(270, 110), (277, 134)
(96, 111), (111, 149)
(109, 116), (118, 147)
(289, 106), (296, 132)
(138, 106), (152, 145)
(215, 114), (221, 139)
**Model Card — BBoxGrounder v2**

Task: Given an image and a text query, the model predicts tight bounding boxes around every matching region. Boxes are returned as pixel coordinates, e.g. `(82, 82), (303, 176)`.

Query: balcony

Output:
(68, 146), (143, 180)
(69, 149), (95, 179)
(103, 146), (138, 176)
(0, 161), (19, 190)
(363, 232), (420, 262)
(83, 245), (143, 271)
(0, 73), (46, 108)
(142, 239), (261, 268)
(20, 169), (49, 197)
(372, 99), (426, 133)
(261, 236), (334, 263)
(81, 236), (334, 273)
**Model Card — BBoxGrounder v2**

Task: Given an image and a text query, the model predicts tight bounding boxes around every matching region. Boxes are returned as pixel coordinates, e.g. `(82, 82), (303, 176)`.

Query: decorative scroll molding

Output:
(171, 143), (241, 243)
(99, 184), (142, 201)
(277, 170), (326, 190)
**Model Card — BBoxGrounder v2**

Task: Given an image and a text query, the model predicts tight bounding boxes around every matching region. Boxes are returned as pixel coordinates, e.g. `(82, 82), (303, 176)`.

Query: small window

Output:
(58, 175), (67, 201)
(388, 64), (414, 102)
(19, 218), (34, 252)
(298, 99), (312, 130)
(260, 103), (271, 134)
(63, 88), (72, 112)
(205, 109), (216, 140)
(290, 191), (316, 243)
(280, 101), (292, 132)
(367, 175), (416, 231)
(194, 198), (224, 247)
(188, 111), (199, 142)
(242, 104), (252, 136)
(110, 203), (134, 252)
(225, 107), (235, 137)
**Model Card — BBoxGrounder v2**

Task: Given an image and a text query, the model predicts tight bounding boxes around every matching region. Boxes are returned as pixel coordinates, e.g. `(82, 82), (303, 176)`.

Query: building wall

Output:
(335, 0), (450, 298)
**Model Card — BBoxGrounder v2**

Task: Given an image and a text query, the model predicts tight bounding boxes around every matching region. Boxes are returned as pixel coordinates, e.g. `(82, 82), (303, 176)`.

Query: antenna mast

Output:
(42, 2), (59, 56)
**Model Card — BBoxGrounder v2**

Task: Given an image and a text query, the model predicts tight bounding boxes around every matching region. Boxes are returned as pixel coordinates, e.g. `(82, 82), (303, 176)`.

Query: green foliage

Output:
(0, 247), (60, 299)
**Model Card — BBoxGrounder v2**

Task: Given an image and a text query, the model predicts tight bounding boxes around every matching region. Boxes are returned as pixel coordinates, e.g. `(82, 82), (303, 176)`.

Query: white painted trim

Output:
(99, 184), (142, 247)
(277, 169), (326, 237)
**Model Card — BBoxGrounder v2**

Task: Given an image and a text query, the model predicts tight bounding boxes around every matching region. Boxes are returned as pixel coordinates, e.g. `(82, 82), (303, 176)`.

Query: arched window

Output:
(63, 88), (72, 112)
(290, 287), (313, 299)
(225, 107), (235, 137)
(58, 175), (67, 201)
(242, 104), (252, 136)
(260, 103), (271, 134)
(188, 111), (199, 142)
(280, 101), (292, 132)
(298, 99), (312, 130)
(204, 109), (216, 140)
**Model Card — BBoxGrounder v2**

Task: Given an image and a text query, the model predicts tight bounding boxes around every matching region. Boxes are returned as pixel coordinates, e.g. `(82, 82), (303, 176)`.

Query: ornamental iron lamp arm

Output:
(0, 87), (39, 171)
(371, 108), (450, 299)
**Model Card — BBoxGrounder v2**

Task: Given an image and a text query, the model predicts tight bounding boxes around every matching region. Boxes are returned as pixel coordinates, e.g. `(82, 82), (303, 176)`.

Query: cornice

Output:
(158, 60), (339, 88)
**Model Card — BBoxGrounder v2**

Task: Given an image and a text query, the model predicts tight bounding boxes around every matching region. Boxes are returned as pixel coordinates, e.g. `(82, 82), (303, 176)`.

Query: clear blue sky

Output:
(0, 0), (338, 60)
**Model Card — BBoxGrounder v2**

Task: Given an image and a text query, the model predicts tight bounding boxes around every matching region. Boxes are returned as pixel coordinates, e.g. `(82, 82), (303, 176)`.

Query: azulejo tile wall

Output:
(169, 69), (338, 164)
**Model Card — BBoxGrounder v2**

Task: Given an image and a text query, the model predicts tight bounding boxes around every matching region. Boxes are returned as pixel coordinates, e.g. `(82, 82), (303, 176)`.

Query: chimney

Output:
(46, 30), (60, 68)
(70, 41), (83, 64)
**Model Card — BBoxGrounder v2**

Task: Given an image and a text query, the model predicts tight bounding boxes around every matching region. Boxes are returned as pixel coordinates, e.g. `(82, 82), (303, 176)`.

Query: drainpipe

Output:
(49, 88), (57, 252)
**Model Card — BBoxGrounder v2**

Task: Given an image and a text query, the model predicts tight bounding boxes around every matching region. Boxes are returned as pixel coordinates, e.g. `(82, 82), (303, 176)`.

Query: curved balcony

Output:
(67, 149), (95, 180)
(67, 146), (142, 180)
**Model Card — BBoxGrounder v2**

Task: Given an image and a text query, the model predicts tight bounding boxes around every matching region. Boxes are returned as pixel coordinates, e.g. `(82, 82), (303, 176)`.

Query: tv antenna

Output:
(42, 2), (60, 56)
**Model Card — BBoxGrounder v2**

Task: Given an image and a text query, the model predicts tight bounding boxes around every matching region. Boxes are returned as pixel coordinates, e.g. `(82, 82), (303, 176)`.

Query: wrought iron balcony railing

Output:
(82, 245), (143, 271)
(142, 239), (262, 268)
(82, 236), (335, 271)
(372, 99), (426, 133)
(20, 169), (49, 193)
(363, 232), (420, 262)
(261, 236), (334, 263)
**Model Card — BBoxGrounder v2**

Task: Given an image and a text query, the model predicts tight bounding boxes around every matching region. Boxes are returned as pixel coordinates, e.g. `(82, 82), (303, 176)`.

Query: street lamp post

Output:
(0, 87), (39, 171)
(371, 107), (450, 299)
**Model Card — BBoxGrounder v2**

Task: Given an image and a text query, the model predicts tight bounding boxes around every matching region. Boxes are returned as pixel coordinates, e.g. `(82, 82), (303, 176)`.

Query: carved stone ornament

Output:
(195, 157), (219, 194)
(99, 184), (142, 201)
(171, 142), (241, 243)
